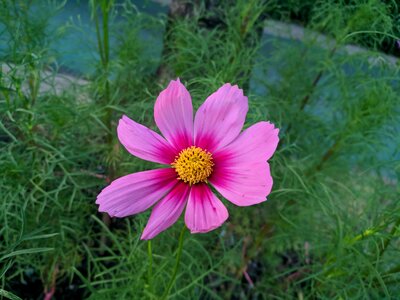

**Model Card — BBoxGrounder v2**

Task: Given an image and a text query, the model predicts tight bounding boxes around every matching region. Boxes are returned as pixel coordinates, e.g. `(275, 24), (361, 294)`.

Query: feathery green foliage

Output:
(0, 0), (399, 299)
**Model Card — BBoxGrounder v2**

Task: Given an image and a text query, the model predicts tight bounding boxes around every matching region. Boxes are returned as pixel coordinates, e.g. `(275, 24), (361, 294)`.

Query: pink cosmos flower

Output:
(96, 79), (279, 240)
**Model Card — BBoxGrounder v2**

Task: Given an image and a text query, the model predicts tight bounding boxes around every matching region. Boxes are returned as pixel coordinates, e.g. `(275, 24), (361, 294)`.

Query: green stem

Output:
(314, 138), (341, 172)
(99, 1), (113, 158)
(378, 217), (400, 259)
(161, 226), (187, 300)
(383, 264), (400, 276)
(281, 45), (337, 146)
(147, 240), (154, 295)
(93, 0), (115, 251)
(93, 5), (105, 64)
(102, 3), (109, 67)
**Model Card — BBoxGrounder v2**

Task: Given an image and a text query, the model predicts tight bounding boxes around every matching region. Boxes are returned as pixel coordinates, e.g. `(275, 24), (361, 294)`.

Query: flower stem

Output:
(161, 225), (187, 300)
(147, 240), (154, 295)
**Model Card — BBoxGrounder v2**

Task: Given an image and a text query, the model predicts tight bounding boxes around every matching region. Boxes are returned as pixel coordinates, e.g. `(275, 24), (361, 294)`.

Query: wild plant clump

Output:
(0, 0), (399, 299)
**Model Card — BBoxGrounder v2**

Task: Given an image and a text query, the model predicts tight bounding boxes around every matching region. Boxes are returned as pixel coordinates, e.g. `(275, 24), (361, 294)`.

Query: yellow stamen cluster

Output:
(171, 146), (214, 185)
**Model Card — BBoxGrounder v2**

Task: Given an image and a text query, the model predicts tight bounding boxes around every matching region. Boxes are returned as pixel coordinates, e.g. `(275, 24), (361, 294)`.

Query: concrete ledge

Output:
(1, 63), (89, 97)
(263, 19), (398, 67)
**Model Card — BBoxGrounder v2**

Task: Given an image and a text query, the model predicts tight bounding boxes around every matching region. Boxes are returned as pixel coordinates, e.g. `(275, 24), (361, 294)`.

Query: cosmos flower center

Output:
(171, 146), (214, 185)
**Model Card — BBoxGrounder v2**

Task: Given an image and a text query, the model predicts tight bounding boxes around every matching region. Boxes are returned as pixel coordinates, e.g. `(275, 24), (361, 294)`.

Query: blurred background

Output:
(0, 0), (399, 299)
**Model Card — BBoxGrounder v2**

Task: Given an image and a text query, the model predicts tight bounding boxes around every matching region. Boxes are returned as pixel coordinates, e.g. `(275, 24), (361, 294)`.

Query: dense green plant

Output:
(0, 0), (399, 299)
(271, 0), (400, 55)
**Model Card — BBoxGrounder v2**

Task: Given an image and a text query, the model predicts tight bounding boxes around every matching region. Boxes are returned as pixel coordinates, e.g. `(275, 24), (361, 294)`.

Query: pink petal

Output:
(96, 168), (177, 217)
(209, 122), (279, 206)
(218, 121), (279, 162)
(211, 162), (273, 206)
(141, 182), (190, 240)
(154, 79), (193, 150)
(194, 84), (248, 152)
(117, 115), (176, 164)
(185, 183), (228, 233)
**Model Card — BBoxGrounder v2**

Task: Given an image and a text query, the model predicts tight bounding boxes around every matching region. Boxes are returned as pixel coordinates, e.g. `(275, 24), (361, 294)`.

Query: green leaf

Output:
(0, 289), (23, 300)
(0, 248), (54, 261)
